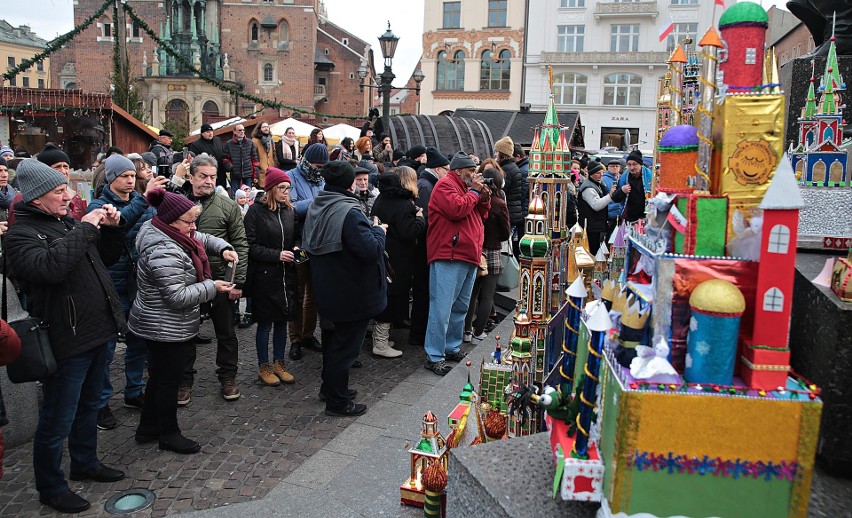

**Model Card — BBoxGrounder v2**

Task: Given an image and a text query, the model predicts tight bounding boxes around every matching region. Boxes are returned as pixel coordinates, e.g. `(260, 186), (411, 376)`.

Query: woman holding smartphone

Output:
(129, 188), (237, 454)
(243, 168), (298, 386)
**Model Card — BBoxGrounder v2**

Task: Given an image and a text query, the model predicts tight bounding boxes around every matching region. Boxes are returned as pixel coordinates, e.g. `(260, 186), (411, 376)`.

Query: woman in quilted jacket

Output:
(129, 188), (237, 454)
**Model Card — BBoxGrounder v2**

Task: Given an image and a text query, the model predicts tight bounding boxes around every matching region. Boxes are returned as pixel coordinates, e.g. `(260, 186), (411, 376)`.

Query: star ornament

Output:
(695, 341), (711, 356)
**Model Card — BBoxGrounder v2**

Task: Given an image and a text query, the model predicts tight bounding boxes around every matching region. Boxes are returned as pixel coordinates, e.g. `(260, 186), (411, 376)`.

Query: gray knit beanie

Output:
(16, 159), (69, 203)
(105, 154), (136, 184)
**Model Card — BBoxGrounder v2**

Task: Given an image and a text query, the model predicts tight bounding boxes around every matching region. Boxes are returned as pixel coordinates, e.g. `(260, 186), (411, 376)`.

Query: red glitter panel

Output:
(668, 258), (758, 372)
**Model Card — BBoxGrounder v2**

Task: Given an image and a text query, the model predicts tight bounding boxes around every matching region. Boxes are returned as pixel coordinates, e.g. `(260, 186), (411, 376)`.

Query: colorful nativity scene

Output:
(400, 2), (851, 517)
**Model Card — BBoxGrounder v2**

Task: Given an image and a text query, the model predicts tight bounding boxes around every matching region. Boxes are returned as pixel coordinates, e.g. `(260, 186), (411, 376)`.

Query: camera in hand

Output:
(481, 177), (495, 187)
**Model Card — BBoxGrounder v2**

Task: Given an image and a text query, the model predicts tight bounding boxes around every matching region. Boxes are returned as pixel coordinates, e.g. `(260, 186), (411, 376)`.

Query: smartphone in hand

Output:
(223, 261), (236, 284)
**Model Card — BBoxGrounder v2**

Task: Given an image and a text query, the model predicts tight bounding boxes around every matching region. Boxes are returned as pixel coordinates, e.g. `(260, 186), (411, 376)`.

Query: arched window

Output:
(829, 160), (844, 184)
(202, 100), (219, 124)
(279, 20), (289, 43)
(823, 126), (834, 143)
(480, 49), (510, 90)
(250, 21), (259, 42)
(553, 72), (587, 105)
(520, 271), (531, 311)
(181, 0), (191, 32)
(533, 273), (545, 315)
(603, 73), (642, 106)
(767, 225), (790, 254)
(762, 288), (784, 312)
(166, 98), (189, 129)
(263, 63), (274, 82)
(436, 50), (465, 90)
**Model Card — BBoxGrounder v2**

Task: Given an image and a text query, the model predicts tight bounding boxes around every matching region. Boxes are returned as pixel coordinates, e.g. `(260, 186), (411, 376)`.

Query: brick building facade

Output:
(51, 0), (374, 129)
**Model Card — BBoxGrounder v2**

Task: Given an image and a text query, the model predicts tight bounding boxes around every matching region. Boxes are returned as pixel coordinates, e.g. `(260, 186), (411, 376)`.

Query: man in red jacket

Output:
(424, 152), (490, 375)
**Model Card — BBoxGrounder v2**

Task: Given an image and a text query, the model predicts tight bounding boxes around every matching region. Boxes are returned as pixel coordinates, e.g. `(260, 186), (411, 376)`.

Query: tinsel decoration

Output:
(483, 409), (507, 440)
(422, 461), (447, 518)
(2, 0), (112, 82)
(123, 3), (372, 122)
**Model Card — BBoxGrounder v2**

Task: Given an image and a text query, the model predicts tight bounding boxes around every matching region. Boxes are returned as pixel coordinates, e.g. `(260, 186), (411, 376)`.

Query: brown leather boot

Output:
(221, 378), (241, 400)
(273, 360), (295, 384)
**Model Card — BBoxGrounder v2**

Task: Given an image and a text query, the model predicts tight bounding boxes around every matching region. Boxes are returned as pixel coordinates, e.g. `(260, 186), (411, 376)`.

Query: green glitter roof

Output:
(719, 2), (768, 27)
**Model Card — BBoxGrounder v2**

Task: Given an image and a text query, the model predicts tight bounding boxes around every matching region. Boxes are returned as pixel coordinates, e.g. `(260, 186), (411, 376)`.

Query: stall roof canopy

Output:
(453, 108), (584, 150)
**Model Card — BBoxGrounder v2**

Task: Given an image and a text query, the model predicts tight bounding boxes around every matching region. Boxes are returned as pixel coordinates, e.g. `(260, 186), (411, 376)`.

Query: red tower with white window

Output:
(741, 158), (804, 389)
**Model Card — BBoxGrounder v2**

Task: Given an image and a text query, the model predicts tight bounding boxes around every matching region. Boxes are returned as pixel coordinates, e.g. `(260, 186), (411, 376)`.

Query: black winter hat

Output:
(36, 143), (71, 168)
(587, 161), (604, 176)
(406, 145), (427, 160)
(626, 149), (644, 165)
(425, 147), (449, 169)
(392, 149), (405, 162)
(321, 160), (356, 190)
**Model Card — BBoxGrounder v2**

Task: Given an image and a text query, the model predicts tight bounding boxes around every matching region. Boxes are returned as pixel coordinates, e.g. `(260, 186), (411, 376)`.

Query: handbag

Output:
(497, 239), (519, 291)
(2, 243), (56, 383)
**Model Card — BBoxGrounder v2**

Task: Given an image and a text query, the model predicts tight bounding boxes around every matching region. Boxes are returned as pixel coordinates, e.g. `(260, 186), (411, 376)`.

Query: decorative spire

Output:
(804, 60), (817, 120)
(822, 19), (845, 94)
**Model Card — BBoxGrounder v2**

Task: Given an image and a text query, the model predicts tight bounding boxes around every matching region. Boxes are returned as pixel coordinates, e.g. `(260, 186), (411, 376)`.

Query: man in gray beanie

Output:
(88, 155), (169, 430)
(5, 159), (127, 513)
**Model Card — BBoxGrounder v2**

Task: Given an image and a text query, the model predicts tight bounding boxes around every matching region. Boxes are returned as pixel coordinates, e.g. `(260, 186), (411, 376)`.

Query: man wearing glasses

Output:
(223, 124), (259, 194)
(177, 153), (249, 403)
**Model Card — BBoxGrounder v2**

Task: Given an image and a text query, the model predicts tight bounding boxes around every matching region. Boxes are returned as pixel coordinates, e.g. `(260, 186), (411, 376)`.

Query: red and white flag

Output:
(715, 0), (725, 6)
(658, 15), (675, 43)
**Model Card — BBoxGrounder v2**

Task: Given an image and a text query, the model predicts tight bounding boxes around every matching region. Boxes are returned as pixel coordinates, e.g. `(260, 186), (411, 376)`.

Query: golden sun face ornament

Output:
(728, 140), (778, 186)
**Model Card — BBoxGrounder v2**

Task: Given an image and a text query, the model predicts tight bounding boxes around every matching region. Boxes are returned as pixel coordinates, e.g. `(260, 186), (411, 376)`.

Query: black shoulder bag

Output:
(2, 239), (56, 383)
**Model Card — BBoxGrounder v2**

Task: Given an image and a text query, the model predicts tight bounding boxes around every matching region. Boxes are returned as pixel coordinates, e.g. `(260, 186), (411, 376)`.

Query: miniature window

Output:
(745, 48), (757, 65)
(767, 225), (790, 254)
(762, 288), (784, 312)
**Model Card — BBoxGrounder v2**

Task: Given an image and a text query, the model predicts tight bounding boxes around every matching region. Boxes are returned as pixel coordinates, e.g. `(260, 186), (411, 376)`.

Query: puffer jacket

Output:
(129, 221), (230, 342)
(223, 137), (259, 183)
(180, 184), (249, 287)
(499, 158), (524, 226)
(5, 202), (126, 361)
(87, 187), (154, 296)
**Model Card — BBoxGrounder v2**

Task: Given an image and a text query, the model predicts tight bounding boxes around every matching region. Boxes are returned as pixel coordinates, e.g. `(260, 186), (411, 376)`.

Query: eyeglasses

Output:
(235, 129), (245, 133)
(178, 218), (197, 227)
(274, 185), (291, 192)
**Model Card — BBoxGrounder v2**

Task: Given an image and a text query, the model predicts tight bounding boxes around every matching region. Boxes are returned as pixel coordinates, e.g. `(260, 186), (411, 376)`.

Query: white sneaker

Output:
(473, 332), (487, 341)
(372, 345), (403, 358)
(463, 332), (473, 343)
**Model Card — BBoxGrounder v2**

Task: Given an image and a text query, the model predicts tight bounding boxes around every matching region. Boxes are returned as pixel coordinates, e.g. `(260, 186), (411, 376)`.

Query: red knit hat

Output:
(147, 187), (197, 224)
(264, 167), (292, 191)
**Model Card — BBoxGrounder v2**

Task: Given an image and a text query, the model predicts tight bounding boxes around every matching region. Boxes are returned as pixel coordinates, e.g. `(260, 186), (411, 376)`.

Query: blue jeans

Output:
(255, 320), (287, 364)
(425, 261), (477, 362)
(100, 294), (147, 407)
(34, 343), (108, 497)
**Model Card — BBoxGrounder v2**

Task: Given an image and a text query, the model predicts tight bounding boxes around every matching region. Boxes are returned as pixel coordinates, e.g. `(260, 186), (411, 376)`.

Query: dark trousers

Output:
(464, 272), (500, 336)
(587, 229), (607, 257)
(410, 245), (429, 342)
(34, 344), (107, 497)
(183, 291), (238, 386)
(139, 339), (194, 436)
(321, 318), (369, 412)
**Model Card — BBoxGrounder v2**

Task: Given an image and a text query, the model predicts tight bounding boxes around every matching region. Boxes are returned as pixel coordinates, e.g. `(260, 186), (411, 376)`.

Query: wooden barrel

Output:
(387, 115), (495, 158)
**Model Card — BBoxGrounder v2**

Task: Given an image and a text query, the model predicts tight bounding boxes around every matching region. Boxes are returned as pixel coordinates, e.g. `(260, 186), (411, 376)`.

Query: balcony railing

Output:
(540, 51), (670, 65)
(314, 84), (327, 102)
(594, 1), (658, 19)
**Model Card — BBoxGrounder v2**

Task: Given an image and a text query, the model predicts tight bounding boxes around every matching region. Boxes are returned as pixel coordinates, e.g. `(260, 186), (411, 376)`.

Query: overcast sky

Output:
(9, 0), (789, 82)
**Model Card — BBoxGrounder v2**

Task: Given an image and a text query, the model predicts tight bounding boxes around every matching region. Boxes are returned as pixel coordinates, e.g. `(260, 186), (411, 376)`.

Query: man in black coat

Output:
(302, 161), (388, 417)
(411, 147), (449, 346)
(188, 123), (227, 188)
(5, 160), (127, 514)
(494, 136), (524, 254)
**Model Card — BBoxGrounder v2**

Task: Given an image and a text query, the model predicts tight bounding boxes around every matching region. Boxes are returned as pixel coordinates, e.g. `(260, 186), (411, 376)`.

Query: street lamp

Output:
(358, 21), (425, 134)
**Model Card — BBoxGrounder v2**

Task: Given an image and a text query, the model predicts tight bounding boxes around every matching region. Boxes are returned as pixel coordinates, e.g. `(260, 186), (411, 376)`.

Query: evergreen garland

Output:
(1, 0), (112, 82)
(124, 3), (368, 122)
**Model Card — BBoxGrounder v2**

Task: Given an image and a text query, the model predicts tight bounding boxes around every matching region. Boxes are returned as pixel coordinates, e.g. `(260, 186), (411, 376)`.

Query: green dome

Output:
(719, 2), (768, 27)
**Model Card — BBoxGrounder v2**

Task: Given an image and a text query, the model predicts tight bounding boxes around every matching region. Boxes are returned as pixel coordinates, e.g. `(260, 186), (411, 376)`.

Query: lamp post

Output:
(357, 22), (425, 134)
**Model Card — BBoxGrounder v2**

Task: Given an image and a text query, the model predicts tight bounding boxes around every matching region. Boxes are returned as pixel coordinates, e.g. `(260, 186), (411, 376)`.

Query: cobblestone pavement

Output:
(0, 319), (444, 517)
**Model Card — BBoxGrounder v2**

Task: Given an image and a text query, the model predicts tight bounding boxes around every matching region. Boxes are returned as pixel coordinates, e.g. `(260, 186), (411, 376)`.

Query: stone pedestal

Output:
(790, 252), (852, 478)
(0, 370), (39, 448)
(779, 55), (852, 146)
(447, 432), (597, 518)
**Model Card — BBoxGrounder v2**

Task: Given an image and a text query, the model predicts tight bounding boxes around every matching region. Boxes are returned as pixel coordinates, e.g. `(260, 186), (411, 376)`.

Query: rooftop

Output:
(0, 19), (49, 48)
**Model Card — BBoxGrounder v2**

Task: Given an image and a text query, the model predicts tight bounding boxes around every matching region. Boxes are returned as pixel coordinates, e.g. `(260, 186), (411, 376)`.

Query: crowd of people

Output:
(0, 123), (652, 512)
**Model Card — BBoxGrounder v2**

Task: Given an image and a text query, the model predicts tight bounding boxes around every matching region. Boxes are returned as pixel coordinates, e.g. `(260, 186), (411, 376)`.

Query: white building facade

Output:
(524, 0), (731, 151)
(419, 0), (526, 115)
